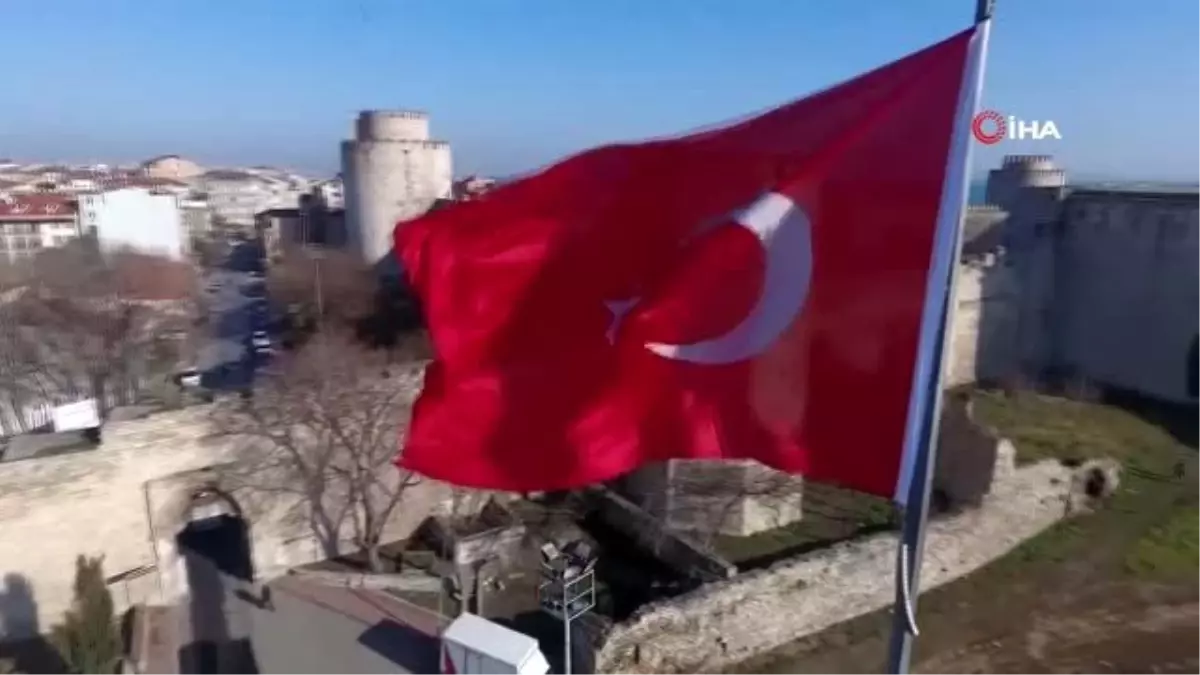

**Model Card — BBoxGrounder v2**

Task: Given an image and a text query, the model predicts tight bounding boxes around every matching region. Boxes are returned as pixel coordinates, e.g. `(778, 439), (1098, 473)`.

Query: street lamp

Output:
(537, 540), (596, 675)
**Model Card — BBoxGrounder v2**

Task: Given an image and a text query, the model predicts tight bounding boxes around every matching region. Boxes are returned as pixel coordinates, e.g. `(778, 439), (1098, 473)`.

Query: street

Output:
(195, 240), (274, 393)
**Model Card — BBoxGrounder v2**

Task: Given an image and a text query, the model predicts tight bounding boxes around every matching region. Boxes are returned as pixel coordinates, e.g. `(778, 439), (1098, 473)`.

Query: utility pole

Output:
(538, 541), (596, 675)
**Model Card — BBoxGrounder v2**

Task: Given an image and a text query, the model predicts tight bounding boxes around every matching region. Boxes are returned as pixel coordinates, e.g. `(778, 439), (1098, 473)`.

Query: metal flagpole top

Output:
(976, 0), (995, 23)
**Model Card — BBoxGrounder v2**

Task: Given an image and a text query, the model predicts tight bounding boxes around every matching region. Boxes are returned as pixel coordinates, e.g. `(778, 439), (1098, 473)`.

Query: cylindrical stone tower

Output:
(341, 110), (453, 270)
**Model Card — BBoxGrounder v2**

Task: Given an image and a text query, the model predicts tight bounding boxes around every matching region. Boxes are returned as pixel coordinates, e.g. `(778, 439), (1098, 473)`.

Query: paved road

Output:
(195, 241), (274, 393)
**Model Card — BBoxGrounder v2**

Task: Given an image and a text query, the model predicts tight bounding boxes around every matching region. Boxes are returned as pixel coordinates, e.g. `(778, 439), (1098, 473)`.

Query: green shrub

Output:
(50, 556), (122, 674)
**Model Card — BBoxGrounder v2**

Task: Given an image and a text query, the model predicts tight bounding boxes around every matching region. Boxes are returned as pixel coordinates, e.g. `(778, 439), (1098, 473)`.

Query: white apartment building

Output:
(202, 169), (306, 227)
(0, 194), (80, 262)
(312, 177), (344, 209)
(178, 198), (213, 244)
(78, 188), (185, 260)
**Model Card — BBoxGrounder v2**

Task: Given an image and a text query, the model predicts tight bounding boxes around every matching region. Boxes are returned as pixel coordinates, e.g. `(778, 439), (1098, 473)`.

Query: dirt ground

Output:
(727, 391), (1199, 674)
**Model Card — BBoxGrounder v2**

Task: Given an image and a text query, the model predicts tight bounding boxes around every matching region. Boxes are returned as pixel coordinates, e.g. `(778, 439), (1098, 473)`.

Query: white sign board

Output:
(52, 399), (101, 432)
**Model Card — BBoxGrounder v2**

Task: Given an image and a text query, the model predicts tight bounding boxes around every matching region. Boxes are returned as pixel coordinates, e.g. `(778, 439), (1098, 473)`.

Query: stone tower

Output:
(341, 110), (453, 269)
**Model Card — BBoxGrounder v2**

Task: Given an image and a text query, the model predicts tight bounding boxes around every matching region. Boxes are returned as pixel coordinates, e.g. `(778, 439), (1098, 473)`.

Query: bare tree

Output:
(210, 329), (426, 572)
(0, 242), (196, 432)
(267, 247), (376, 326)
(267, 246), (429, 353)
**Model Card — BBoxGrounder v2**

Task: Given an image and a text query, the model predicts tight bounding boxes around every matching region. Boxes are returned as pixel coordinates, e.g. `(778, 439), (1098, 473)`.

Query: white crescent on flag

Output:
(646, 191), (814, 364)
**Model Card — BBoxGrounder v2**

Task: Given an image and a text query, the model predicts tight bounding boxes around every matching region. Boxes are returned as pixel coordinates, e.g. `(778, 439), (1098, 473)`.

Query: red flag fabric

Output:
(394, 28), (974, 498)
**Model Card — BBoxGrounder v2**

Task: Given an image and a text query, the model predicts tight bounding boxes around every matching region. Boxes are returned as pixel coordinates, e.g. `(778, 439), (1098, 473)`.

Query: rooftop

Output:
(1067, 182), (1200, 202)
(0, 404), (176, 463)
(0, 193), (77, 221)
(0, 428), (98, 463)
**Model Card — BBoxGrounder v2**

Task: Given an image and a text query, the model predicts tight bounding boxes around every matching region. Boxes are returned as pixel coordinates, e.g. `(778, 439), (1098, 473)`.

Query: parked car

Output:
(250, 330), (272, 352)
(174, 368), (203, 389)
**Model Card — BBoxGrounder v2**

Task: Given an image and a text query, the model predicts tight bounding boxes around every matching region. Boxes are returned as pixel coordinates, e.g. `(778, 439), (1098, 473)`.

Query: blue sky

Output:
(2, 0), (1196, 181)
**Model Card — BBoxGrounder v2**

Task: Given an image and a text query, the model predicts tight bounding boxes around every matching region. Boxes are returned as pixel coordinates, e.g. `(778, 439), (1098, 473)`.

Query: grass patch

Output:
(973, 388), (1197, 572)
(1124, 504), (1200, 580)
(971, 388), (1189, 467)
(728, 387), (1199, 674)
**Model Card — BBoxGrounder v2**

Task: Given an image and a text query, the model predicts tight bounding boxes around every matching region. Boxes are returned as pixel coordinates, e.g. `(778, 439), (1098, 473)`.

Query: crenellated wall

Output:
(953, 156), (1198, 403)
(1048, 190), (1199, 401)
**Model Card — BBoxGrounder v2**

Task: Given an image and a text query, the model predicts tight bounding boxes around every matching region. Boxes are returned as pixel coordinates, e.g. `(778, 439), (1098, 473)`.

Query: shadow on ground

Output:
(0, 636), (65, 674)
(499, 611), (596, 675)
(1103, 388), (1199, 449)
(357, 619), (440, 673)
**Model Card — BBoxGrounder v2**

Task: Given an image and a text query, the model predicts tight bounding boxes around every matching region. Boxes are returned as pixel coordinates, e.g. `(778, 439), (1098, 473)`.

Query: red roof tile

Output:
(0, 193), (77, 221)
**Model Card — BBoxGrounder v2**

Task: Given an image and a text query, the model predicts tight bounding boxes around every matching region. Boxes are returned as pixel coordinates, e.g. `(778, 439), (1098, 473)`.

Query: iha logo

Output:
(971, 110), (1062, 144)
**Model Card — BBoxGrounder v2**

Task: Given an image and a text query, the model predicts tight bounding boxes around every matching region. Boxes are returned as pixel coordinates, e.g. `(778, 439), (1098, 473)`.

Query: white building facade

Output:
(79, 188), (185, 260)
(0, 194), (79, 262)
(341, 110), (452, 267)
(312, 177), (344, 209)
(178, 198), (213, 245)
(202, 170), (307, 228)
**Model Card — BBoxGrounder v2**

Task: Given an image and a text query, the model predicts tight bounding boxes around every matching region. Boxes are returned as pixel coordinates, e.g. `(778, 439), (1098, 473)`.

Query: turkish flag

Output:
(395, 27), (976, 498)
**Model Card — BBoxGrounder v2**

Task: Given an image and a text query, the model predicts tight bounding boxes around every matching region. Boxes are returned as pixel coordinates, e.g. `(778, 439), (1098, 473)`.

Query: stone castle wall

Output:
(341, 110), (453, 266)
(946, 251), (1020, 387)
(1049, 191), (1199, 402)
(952, 156), (1199, 404)
(615, 459), (805, 538)
(0, 407), (225, 639)
(0, 405), (446, 641)
(595, 439), (1078, 674)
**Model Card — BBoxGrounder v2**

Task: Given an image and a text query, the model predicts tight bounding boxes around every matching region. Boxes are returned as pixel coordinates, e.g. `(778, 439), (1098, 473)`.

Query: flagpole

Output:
(886, 1), (994, 673)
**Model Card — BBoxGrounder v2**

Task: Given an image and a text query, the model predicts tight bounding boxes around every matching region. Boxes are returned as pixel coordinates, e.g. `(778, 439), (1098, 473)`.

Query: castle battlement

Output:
(967, 204), (1006, 213)
(343, 109), (453, 265)
(1002, 154), (1055, 168)
(371, 109), (428, 120)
